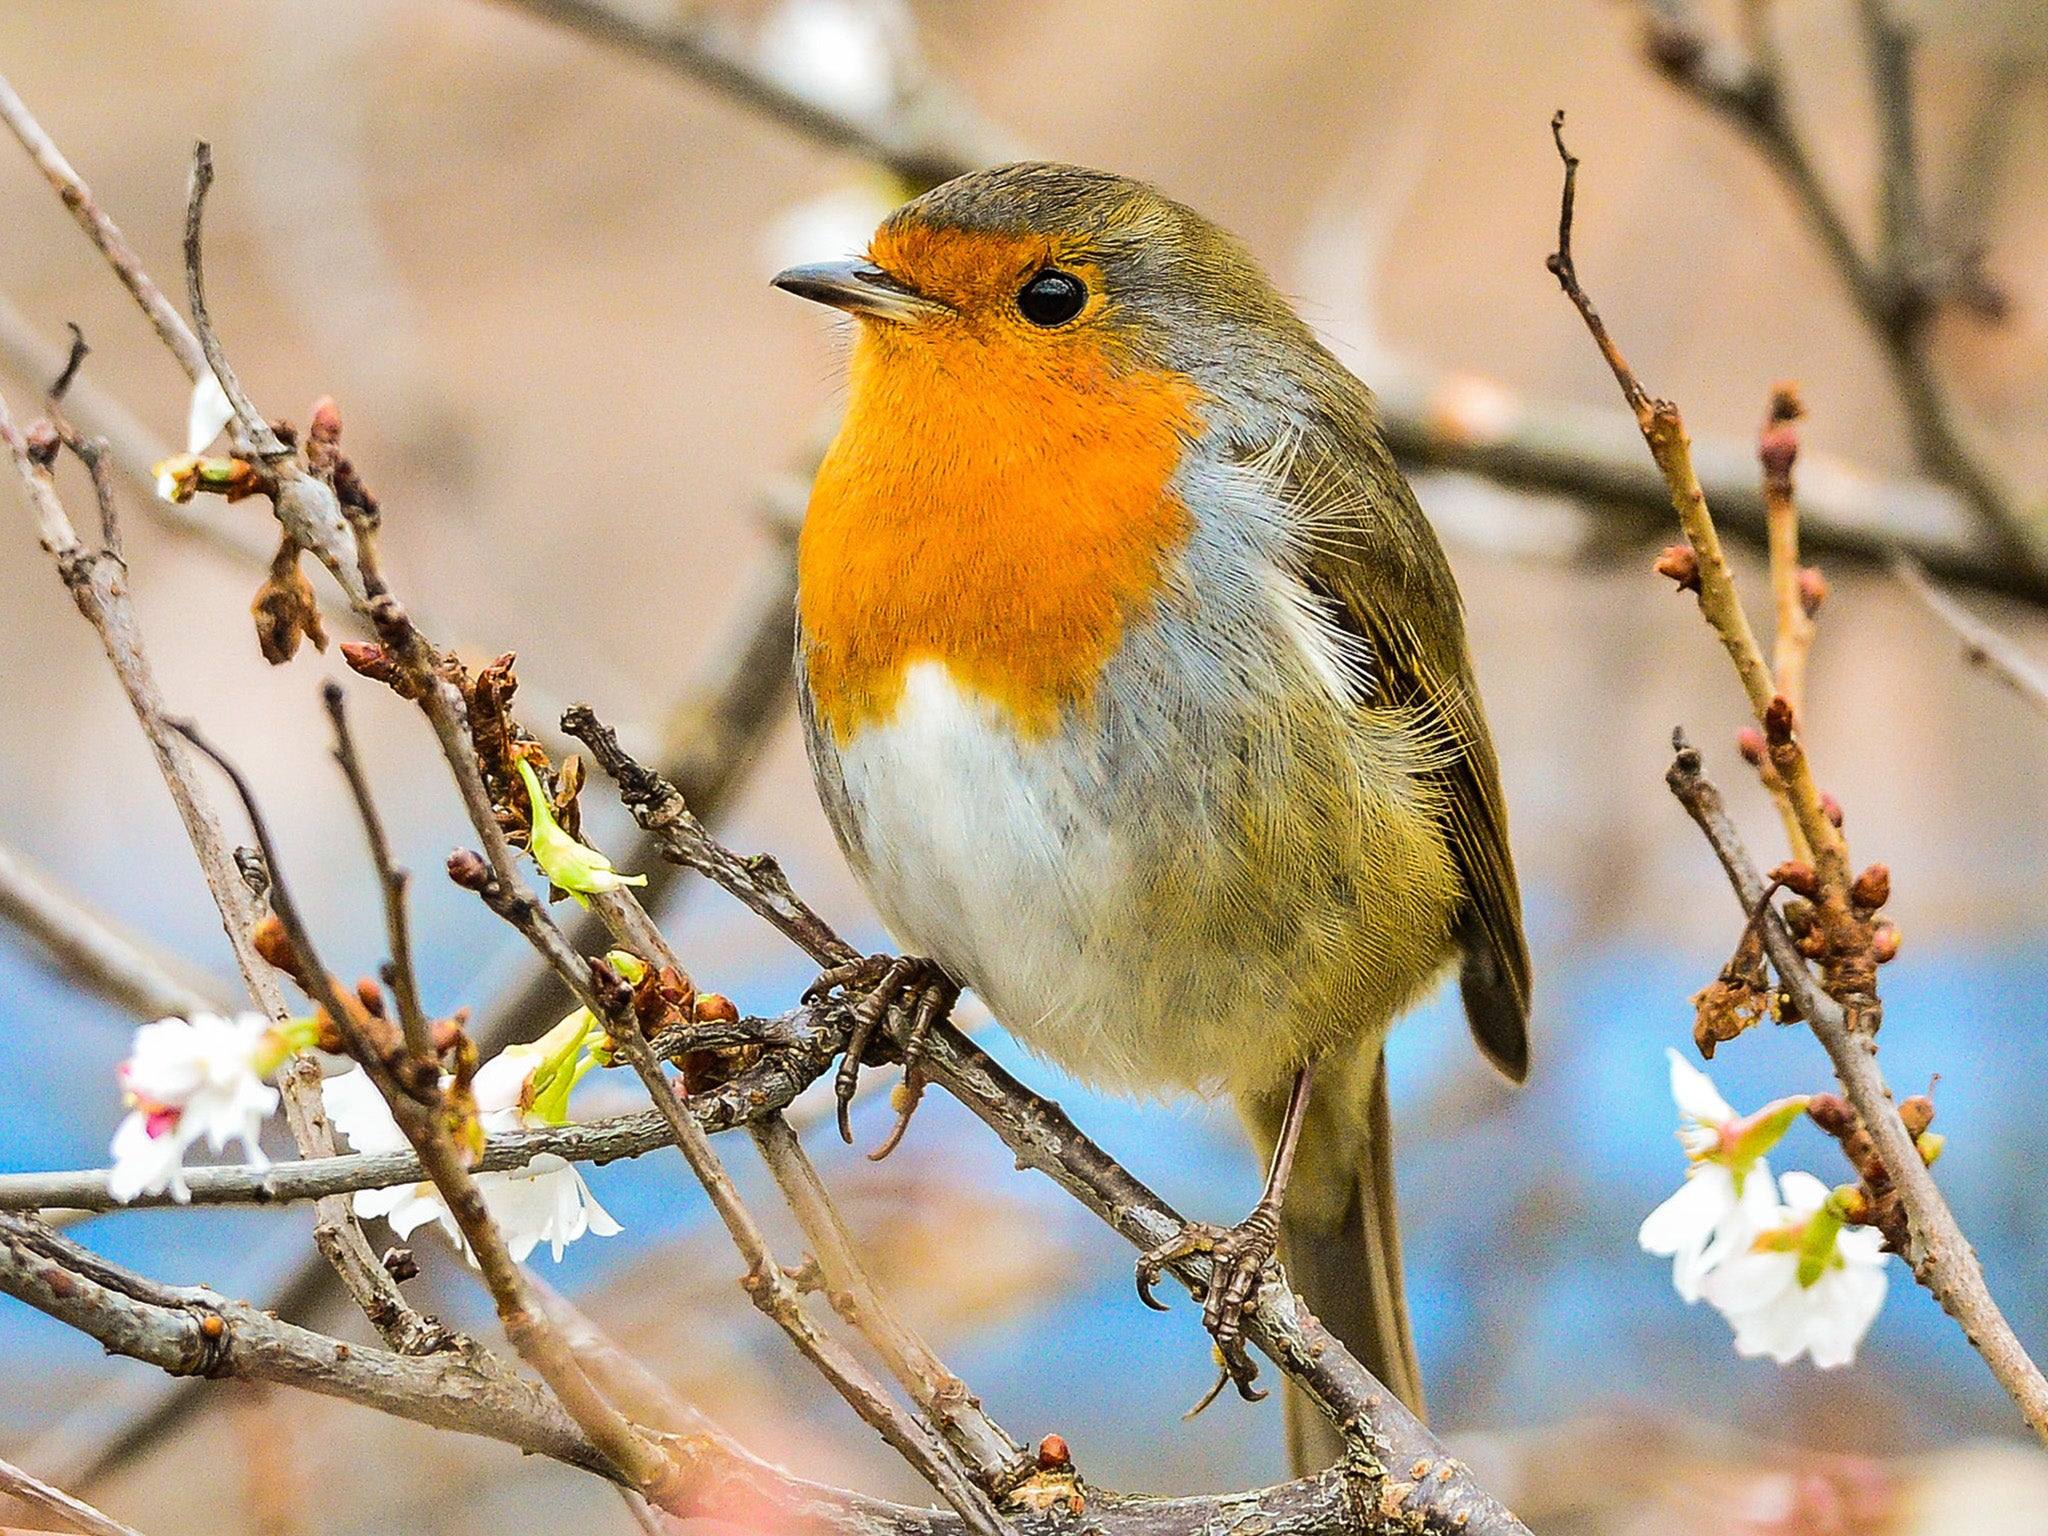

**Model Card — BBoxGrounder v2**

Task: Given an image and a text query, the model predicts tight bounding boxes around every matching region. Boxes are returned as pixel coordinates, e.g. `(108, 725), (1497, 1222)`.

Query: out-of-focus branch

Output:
(1894, 557), (2048, 718)
(1635, 0), (2046, 574)
(491, 0), (1016, 187)
(0, 1456), (148, 1536)
(0, 840), (233, 1020)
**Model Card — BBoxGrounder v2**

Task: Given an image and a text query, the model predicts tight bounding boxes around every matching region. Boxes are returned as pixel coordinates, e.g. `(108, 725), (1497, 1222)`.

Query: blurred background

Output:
(2, 1), (2048, 1531)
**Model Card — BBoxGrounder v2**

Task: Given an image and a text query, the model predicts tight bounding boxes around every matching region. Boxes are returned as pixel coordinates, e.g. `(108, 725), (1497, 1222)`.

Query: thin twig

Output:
(570, 710), (1532, 1536)
(0, 72), (206, 382)
(1894, 557), (2048, 719)
(175, 713), (678, 1500)
(1666, 738), (2048, 1444)
(0, 381), (429, 1351)
(585, 889), (1014, 1536)
(0, 1457), (148, 1536)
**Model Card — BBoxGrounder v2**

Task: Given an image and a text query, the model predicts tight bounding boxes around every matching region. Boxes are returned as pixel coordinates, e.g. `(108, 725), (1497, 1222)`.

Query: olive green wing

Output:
(1256, 402), (1532, 1081)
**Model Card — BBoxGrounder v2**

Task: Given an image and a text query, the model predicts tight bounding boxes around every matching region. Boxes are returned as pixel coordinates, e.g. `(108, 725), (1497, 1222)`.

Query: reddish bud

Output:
(693, 991), (740, 1026)
(24, 419), (60, 468)
(309, 396), (343, 445)
(1765, 381), (1806, 426)
(1736, 727), (1766, 766)
(1871, 921), (1901, 964)
(1820, 793), (1844, 828)
(446, 848), (490, 891)
(1764, 695), (1796, 746)
(1768, 860), (1820, 899)
(1807, 1093), (1854, 1136)
(1655, 543), (1701, 593)
(1851, 863), (1891, 912)
(1797, 566), (1828, 618)
(252, 912), (295, 974)
(1037, 1434), (1072, 1471)
(382, 1247), (419, 1283)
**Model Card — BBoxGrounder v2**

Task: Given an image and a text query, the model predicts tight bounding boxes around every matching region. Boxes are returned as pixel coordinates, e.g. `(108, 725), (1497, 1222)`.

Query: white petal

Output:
(1776, 1169), (1831, 1216)
(1667, 1047), (1734, 1127)
(321, 1069), (408, 1154)
(470, 1050), (535, 1118)
(186, 371), (234, 454)
(108, 1111), (190, 1202)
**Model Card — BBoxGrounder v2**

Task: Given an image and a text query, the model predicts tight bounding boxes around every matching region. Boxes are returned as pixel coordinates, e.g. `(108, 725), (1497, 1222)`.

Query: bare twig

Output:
(0, 1457), (148, 1536)
(1895, 557), (2048, 719)
(584, 888), (1014, 1536)
(1666, 739), (2048, 1444)
(0, 72), (205, 383)
(177, 710), (679, 1500)
(751, 1115), (1031, 1496)
(0, 381), (429, 1351)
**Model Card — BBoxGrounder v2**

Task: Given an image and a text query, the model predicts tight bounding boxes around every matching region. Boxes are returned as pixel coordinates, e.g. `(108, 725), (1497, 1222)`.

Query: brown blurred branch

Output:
(1636, 0), (2045, 575)
(0, 840), (234, 1020)
(1894, 556), (2048, 718)
(0, 1456), (147, 1536)
(491, 0), (1016, 188)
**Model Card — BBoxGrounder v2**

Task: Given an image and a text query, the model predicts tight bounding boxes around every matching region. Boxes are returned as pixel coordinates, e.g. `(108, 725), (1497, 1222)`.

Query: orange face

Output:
(796, 224), (1205, 743)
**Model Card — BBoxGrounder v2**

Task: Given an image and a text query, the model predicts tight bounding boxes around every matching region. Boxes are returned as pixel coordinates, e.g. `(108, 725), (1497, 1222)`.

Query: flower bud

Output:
(1037, 1434), (1072, 1472)
(1871, 921), (1901, 963)
(1807, 1093), (1854, 1136)
(1768, 860), (1820, 899)
(252, 912), (296, 976)
(1736, 727), (1766, 766)
(694, 992), (740, 1026)
(446, 848), (491, 891)
(1820, 792), (1844, 828)
(1797, 566), (1828, 618)
(1916, 1132), (1946, 1166)
(24, 419), (60, 468)
(1655, 543), (1701, 593)
(1851, 863), (1890, 912)
(1898, 1095), (1935, 1138)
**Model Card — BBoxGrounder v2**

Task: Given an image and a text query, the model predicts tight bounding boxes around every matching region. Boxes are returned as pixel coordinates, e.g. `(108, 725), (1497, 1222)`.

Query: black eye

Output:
(1017, 269), (1087, 326)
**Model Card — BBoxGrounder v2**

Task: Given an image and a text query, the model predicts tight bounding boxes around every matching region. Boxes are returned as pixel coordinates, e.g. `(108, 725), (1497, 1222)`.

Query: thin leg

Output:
(1136, 1060), (1319, 1406)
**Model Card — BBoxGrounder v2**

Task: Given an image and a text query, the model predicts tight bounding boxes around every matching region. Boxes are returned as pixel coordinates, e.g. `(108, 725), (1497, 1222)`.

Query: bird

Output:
(772, 161), (1529, 1473)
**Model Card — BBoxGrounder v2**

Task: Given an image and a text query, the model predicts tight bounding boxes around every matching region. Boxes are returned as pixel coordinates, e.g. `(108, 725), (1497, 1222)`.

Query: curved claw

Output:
(867, 1070), (925, 1161)
(1134, 1263), (1173, 1312)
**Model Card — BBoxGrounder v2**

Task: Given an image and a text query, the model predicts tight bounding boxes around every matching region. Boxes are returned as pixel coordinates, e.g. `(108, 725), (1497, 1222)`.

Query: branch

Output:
(0, 73), (205, 383)
(568, 711), (1532, 1536)
(491, 0), (1018, 189)
(1894, 557), (2048, 719)
(1665, 740), (2048, 1443)
(0, 1457), (147, 1536)
(0, 381), (429, 1353)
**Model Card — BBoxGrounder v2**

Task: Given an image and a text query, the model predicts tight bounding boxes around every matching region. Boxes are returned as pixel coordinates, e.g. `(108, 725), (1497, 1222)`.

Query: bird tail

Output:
(1239, 1039), (1422, 1475)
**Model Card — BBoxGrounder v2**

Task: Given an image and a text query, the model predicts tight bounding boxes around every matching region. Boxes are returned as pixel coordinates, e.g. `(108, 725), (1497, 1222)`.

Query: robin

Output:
(773, 162), (1529, 1471)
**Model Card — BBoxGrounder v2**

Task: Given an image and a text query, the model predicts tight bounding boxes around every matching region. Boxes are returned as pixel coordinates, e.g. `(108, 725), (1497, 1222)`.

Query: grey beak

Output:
(771, 259), (946, 323)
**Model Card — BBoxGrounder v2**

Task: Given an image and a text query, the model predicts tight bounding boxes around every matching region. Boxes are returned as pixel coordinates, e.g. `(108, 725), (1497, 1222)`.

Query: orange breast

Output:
(799, 319), (1202, 742)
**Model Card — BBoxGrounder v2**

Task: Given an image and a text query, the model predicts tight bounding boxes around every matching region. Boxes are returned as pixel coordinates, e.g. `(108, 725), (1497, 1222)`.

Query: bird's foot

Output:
(803, 953), (958, 1158)
(1134, 1205), (1281, 1409)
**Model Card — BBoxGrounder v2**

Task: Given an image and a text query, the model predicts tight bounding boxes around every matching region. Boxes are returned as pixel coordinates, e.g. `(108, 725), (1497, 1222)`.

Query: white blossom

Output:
(108, 1013), (283, 1203)
(186, 370), (235, 455)
(322, 1015), (619, 1265)
(1639, 1049), (1806, 1302)
(1704, 1171), (1890, 1368)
